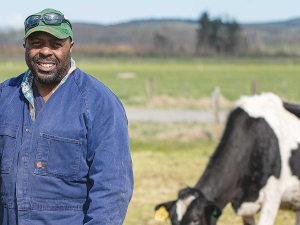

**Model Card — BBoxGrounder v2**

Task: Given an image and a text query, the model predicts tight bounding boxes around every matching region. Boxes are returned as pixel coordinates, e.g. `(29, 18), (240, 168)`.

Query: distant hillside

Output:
(1, 17), (300, 56)
(242, 18), (300, 55)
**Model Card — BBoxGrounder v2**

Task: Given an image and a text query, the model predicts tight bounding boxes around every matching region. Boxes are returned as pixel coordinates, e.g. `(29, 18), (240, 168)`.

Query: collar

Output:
(21, 58), (76, 121)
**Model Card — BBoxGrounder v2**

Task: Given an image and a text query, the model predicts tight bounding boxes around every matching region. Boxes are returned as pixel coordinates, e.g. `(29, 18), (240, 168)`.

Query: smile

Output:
(37, 62), (56, 71)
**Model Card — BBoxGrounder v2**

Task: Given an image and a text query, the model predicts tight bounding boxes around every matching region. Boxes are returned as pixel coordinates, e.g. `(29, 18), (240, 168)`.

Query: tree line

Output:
(5, 12), (300, 57)
(196, 12), (242, 55)
(152, 12), (245, 56)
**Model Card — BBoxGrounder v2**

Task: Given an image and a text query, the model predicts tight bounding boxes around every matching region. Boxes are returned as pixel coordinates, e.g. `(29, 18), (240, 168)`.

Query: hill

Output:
(1, 17), (300, 56)
(242, 18), (300, 55)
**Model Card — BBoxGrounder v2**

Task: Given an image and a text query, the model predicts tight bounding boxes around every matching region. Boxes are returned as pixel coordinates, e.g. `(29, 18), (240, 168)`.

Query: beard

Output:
(25, 49), (71, 86)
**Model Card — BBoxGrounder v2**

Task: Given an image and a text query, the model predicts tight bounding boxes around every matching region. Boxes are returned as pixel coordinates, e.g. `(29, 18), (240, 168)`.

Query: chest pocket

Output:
(34, 133), (82, 181)
(0, 122), (19, 174)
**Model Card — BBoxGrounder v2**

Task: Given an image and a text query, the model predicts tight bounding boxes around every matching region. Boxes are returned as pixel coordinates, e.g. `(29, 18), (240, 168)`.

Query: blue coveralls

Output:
(0, 68), (134, 224)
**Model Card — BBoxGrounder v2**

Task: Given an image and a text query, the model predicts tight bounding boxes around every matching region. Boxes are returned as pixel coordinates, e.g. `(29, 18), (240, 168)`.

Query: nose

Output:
(39, 45), (53, 57)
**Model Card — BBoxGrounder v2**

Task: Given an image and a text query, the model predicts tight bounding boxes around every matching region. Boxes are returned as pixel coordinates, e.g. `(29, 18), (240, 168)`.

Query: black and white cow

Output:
(155, 93), (300, 225)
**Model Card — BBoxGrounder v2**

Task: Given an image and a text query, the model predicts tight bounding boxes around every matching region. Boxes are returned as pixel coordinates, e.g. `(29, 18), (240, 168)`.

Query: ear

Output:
(155, 200), (176, 212)
(205, 204), (222, 218)
(178, 187), (200, 199)
(70, 40), (74, 53)
(155, 200), (176, 222)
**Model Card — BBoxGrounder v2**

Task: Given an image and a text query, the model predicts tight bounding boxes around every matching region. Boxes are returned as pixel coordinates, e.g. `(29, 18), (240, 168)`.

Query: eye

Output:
(32, 41), (42, 47)
(53, 43), (62, 48)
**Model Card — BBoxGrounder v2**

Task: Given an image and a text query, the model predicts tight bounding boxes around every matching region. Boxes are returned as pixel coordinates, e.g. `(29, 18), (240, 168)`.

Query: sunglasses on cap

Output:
(24, 12), (72, 30)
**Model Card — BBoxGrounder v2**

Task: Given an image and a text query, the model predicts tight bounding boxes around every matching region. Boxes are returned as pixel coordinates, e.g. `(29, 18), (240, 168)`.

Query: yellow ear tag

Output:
(155, 206), (169, 222)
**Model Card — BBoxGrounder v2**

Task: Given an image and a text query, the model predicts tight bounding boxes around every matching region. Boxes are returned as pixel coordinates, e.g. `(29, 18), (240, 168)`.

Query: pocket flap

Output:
(34, 133), (82, 180)
(0, 122), (18, 138)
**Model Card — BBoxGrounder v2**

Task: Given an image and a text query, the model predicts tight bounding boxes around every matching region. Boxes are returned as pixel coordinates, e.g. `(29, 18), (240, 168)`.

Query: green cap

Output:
(24, 8), (73, 40)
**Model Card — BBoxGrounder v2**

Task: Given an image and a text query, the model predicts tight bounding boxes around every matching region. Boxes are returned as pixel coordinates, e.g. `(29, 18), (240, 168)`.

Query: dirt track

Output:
(125, 108), (230, 123)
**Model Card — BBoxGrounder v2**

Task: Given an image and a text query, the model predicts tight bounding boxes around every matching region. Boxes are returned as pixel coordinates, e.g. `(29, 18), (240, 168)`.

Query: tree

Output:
(209, 19), (223, 53)
(196, 12), (243, 55)
(225, 21), (241, 53)
(197, 12), (210, 49)
(153, 32), (174, 56)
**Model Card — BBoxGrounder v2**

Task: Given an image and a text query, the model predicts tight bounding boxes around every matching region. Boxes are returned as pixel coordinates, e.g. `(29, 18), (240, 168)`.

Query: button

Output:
(25, 129), (30, 132)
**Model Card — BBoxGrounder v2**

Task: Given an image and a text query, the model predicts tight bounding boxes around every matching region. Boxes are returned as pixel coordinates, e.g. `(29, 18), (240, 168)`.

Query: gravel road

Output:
(125, 108), (230, 123)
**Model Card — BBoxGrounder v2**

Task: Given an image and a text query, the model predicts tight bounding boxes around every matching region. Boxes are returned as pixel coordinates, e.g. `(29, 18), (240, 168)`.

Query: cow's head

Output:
(155, 187), (222, 225)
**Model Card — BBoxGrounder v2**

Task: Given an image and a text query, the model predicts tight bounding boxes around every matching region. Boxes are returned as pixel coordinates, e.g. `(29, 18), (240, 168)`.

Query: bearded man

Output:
(0, 8), (133, 225)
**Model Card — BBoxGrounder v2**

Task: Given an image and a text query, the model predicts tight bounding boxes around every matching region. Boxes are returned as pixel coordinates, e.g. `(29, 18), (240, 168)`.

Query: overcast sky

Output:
(1, 0), (299, 29)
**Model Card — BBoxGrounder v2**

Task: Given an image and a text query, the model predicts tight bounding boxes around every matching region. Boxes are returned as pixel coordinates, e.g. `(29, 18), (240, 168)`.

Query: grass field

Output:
(1, 57), (300, 108)
(0, 57), (299, 224)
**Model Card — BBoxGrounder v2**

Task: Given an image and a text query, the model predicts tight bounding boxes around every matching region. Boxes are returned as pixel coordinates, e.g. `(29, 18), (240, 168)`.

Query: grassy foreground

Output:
(0, 57), (298, 224)
(125, 132), (295, 225)
(1, 57), (300, 107)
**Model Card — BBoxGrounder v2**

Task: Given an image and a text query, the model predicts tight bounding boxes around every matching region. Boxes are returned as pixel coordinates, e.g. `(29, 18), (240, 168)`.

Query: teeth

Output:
(40, 63), (54, 68)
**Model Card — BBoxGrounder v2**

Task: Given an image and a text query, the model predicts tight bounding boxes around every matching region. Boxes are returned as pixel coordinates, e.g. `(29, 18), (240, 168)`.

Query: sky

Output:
(1, 0), (300, 30)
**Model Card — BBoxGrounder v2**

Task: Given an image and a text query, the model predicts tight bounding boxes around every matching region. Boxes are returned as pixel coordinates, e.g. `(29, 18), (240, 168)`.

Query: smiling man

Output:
(25, 31), (74, 103)
(0, 8), (133, 225)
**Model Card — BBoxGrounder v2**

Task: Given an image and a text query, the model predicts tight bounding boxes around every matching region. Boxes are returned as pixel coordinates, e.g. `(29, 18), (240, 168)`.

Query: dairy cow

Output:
(155, 93), (300, 225)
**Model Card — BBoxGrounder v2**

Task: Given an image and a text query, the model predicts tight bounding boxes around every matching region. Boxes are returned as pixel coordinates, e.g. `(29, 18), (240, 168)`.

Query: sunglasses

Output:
(24, 12), (72, 30)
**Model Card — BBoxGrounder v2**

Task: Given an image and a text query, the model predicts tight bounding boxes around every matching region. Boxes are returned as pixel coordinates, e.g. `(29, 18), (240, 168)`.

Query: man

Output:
(0, 8), (133, 225)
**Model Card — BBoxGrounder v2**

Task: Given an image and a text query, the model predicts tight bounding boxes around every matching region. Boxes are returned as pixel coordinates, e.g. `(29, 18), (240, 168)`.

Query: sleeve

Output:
(84, 96), (134, 225)
(0, 82), (3, 100)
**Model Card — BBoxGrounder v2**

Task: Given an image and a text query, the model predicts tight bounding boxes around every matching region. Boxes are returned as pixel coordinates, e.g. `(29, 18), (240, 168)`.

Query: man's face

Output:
(25, 32), (74, 86)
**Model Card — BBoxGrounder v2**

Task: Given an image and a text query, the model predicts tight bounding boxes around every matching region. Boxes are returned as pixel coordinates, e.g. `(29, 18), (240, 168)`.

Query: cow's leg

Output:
(296, 211), (300, 225)
(257, 197), (281, 225)
(257, 177), (281, 225)
(243, 216), (255, 225)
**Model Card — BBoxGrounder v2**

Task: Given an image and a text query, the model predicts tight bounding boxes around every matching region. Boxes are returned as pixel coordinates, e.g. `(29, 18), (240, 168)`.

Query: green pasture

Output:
(1, 57), (300, 107)
(125, 122), (295, 225)
(0, 58), (298, 224)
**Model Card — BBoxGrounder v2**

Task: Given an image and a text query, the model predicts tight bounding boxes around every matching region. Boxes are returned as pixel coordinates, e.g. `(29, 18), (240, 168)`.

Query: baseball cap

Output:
(24, 8), (73, 40)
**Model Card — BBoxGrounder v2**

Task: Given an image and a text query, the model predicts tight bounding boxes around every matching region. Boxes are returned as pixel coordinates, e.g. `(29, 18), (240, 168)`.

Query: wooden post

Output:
(251, 78), (258, 95)
(212, 87), (220, 140)
(145, 78), (155, 98)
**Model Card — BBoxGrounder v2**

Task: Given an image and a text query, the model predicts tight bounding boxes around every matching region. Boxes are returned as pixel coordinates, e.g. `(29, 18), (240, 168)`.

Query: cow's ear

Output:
(155, 200), (176, 222)
(205, 204), (222, 218)
(155, 200), (176, 212)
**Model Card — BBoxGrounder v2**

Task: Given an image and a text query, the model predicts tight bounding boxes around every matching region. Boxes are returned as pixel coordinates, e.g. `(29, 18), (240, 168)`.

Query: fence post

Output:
(251, 78), (258, 95)
(145, 78), (155, 98)
(212, 87), (220, 140)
